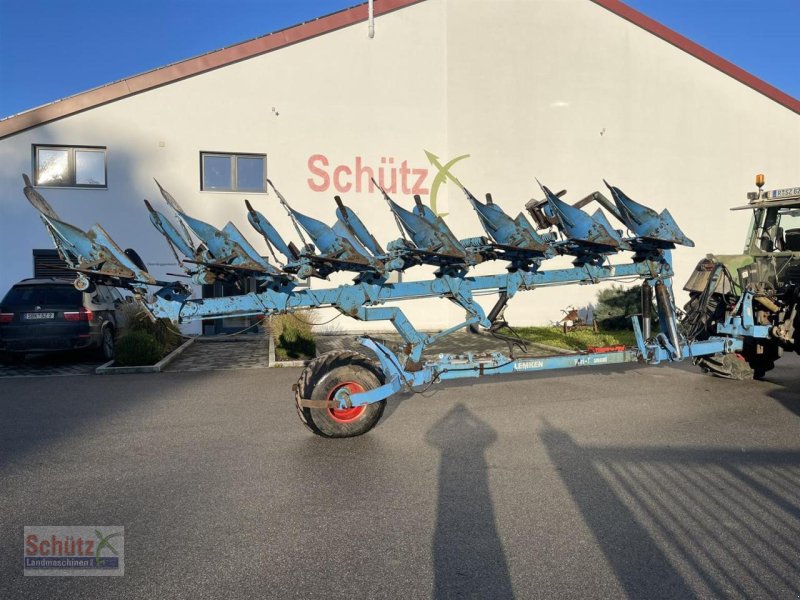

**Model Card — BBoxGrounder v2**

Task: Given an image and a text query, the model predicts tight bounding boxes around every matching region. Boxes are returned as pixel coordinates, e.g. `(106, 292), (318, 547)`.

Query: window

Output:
(201, 152), (266, 192)
(33, 145), (106, 188)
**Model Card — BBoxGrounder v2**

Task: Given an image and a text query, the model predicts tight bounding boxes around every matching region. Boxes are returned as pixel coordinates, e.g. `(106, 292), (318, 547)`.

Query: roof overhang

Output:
(0, 0), (425, 140)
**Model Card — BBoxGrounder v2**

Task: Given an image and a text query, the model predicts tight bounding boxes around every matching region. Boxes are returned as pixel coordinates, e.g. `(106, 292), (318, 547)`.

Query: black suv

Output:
(0, 278), (128, 361)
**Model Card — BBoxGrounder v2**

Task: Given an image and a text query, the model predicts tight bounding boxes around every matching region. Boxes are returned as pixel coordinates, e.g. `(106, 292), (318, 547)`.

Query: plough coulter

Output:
(21, 164), (766, 437)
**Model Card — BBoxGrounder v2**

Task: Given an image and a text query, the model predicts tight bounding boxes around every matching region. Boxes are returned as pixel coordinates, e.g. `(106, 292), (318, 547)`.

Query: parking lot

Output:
(1, 354), (799, 599)
(0, 352), (104, 378)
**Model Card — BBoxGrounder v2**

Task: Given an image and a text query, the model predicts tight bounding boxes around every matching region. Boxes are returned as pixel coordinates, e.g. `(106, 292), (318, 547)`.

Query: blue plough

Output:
(21, 165), (760, 437)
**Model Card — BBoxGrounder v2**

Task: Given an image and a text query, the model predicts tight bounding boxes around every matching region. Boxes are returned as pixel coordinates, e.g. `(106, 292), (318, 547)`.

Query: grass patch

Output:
(270, 311), (317, 361)
(515, 326), (637, 352)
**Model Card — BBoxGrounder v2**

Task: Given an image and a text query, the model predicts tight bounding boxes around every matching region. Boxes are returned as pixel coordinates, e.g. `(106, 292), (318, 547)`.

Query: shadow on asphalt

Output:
(0, 369), (221, 465)
(376, 361), (645, 427)
(540, 424), (800, 599)
(771, 388), (800, 419)
(425, 404), (514, 599)
(764, 353), (800, 420)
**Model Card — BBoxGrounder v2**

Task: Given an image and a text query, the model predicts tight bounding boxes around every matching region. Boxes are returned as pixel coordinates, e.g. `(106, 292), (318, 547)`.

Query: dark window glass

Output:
(93, 286), (112, 304)
(1, 285), (82, 307)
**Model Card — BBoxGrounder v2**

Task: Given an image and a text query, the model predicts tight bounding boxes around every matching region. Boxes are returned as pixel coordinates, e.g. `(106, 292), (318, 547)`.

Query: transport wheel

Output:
(294, 350), (386, 438)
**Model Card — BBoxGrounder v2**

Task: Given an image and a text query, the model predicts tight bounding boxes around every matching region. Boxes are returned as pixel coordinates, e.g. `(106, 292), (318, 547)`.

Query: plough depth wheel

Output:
(294, 351), (386, 438)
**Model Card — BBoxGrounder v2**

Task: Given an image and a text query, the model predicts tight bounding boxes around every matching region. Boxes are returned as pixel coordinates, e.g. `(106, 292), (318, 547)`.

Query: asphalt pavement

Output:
(1, 353), (799, 599)
(0, 352), (103, 378)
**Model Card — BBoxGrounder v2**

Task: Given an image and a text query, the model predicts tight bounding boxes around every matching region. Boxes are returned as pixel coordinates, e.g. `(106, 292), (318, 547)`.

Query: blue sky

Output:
(0, 0), (798, 119)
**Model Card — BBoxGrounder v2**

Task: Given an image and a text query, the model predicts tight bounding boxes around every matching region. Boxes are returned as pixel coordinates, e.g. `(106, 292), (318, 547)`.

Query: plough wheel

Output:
(294, 351), (386, 438)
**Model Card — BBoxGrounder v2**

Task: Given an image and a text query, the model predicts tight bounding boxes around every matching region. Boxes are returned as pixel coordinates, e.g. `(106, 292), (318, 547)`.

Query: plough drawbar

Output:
(21, 161), (761, 437)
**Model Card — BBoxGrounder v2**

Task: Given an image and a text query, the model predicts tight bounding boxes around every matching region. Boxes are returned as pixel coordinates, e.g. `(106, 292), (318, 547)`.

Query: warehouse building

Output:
(1, 0), (798, 333)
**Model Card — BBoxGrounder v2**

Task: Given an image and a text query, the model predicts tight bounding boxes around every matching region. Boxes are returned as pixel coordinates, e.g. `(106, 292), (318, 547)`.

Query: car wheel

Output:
(100, 326), (115, 361)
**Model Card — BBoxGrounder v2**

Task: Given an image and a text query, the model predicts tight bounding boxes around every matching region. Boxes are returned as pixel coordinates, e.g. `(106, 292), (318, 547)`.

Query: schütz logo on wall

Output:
(306, 150), (470, 216)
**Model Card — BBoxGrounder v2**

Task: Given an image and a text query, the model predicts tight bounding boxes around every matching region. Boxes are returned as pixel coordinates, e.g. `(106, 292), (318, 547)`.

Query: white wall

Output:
(0, 0), (798, 333)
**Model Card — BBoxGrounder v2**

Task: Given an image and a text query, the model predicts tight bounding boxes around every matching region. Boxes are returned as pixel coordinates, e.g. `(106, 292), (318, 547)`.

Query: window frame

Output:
(199, 151), (267, 193)
(32, 144), (108, 189)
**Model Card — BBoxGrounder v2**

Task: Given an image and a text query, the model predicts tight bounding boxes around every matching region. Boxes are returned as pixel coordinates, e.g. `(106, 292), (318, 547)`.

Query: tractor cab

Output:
(728, 176), (800, 292)
(734, 175), (800, 255)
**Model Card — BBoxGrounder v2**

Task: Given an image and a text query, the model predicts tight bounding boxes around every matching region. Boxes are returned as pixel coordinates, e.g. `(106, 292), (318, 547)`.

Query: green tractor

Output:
(683, 175), (800, 378)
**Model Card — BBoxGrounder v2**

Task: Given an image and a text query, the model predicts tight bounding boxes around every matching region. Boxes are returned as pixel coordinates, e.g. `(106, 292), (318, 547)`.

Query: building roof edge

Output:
(590, 0), (800, 115)
(1, 0), (796, 140)
(0, 0), (425, 140)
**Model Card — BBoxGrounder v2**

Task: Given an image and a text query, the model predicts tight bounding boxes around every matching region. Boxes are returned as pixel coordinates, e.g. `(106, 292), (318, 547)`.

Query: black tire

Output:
(742, 340), (780, 380)
(751, 359), (773, 380)
(100, 326), (115, 361)
(294, 350), (386, 438)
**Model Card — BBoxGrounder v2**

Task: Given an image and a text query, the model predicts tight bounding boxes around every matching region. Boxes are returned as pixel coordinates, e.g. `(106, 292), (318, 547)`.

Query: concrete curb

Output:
(272, 360), (310, 368)
(95, 337), (196, 375)
(268, 333), (276, 366)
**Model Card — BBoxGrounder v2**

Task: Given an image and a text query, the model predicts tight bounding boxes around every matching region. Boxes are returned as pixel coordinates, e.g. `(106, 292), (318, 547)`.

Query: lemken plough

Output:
(21, 165), (758, 437)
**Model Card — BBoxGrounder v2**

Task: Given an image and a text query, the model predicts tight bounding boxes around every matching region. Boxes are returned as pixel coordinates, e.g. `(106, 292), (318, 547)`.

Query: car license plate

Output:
(23, 312), (54, 320)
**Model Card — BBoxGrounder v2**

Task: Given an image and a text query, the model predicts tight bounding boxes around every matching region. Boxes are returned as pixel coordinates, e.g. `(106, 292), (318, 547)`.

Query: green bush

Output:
(270, 311), (317, 360)
(594, 284), (648, 330)
(114, 330), (165, 366)
(121, 304), (182, 352)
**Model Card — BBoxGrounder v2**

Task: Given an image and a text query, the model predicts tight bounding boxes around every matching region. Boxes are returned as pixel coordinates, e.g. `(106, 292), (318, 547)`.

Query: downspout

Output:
(368, 0), (375, 38)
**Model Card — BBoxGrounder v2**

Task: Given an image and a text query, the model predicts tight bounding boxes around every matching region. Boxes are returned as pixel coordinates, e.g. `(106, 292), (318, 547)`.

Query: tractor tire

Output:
(695, 353), (753, 380)
(294, 350), (386, 438)
(742, 340), (781, 380)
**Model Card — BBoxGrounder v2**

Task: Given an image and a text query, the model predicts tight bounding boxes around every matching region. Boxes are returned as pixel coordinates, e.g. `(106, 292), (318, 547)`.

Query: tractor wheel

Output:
(695, 353), (753, 380)
(742, 340), (781, 380)
(294, 351), (386, 438)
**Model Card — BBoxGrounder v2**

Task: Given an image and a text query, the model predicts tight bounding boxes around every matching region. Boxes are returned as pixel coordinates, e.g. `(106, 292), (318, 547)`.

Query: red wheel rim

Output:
(328, 381), (366, 422)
